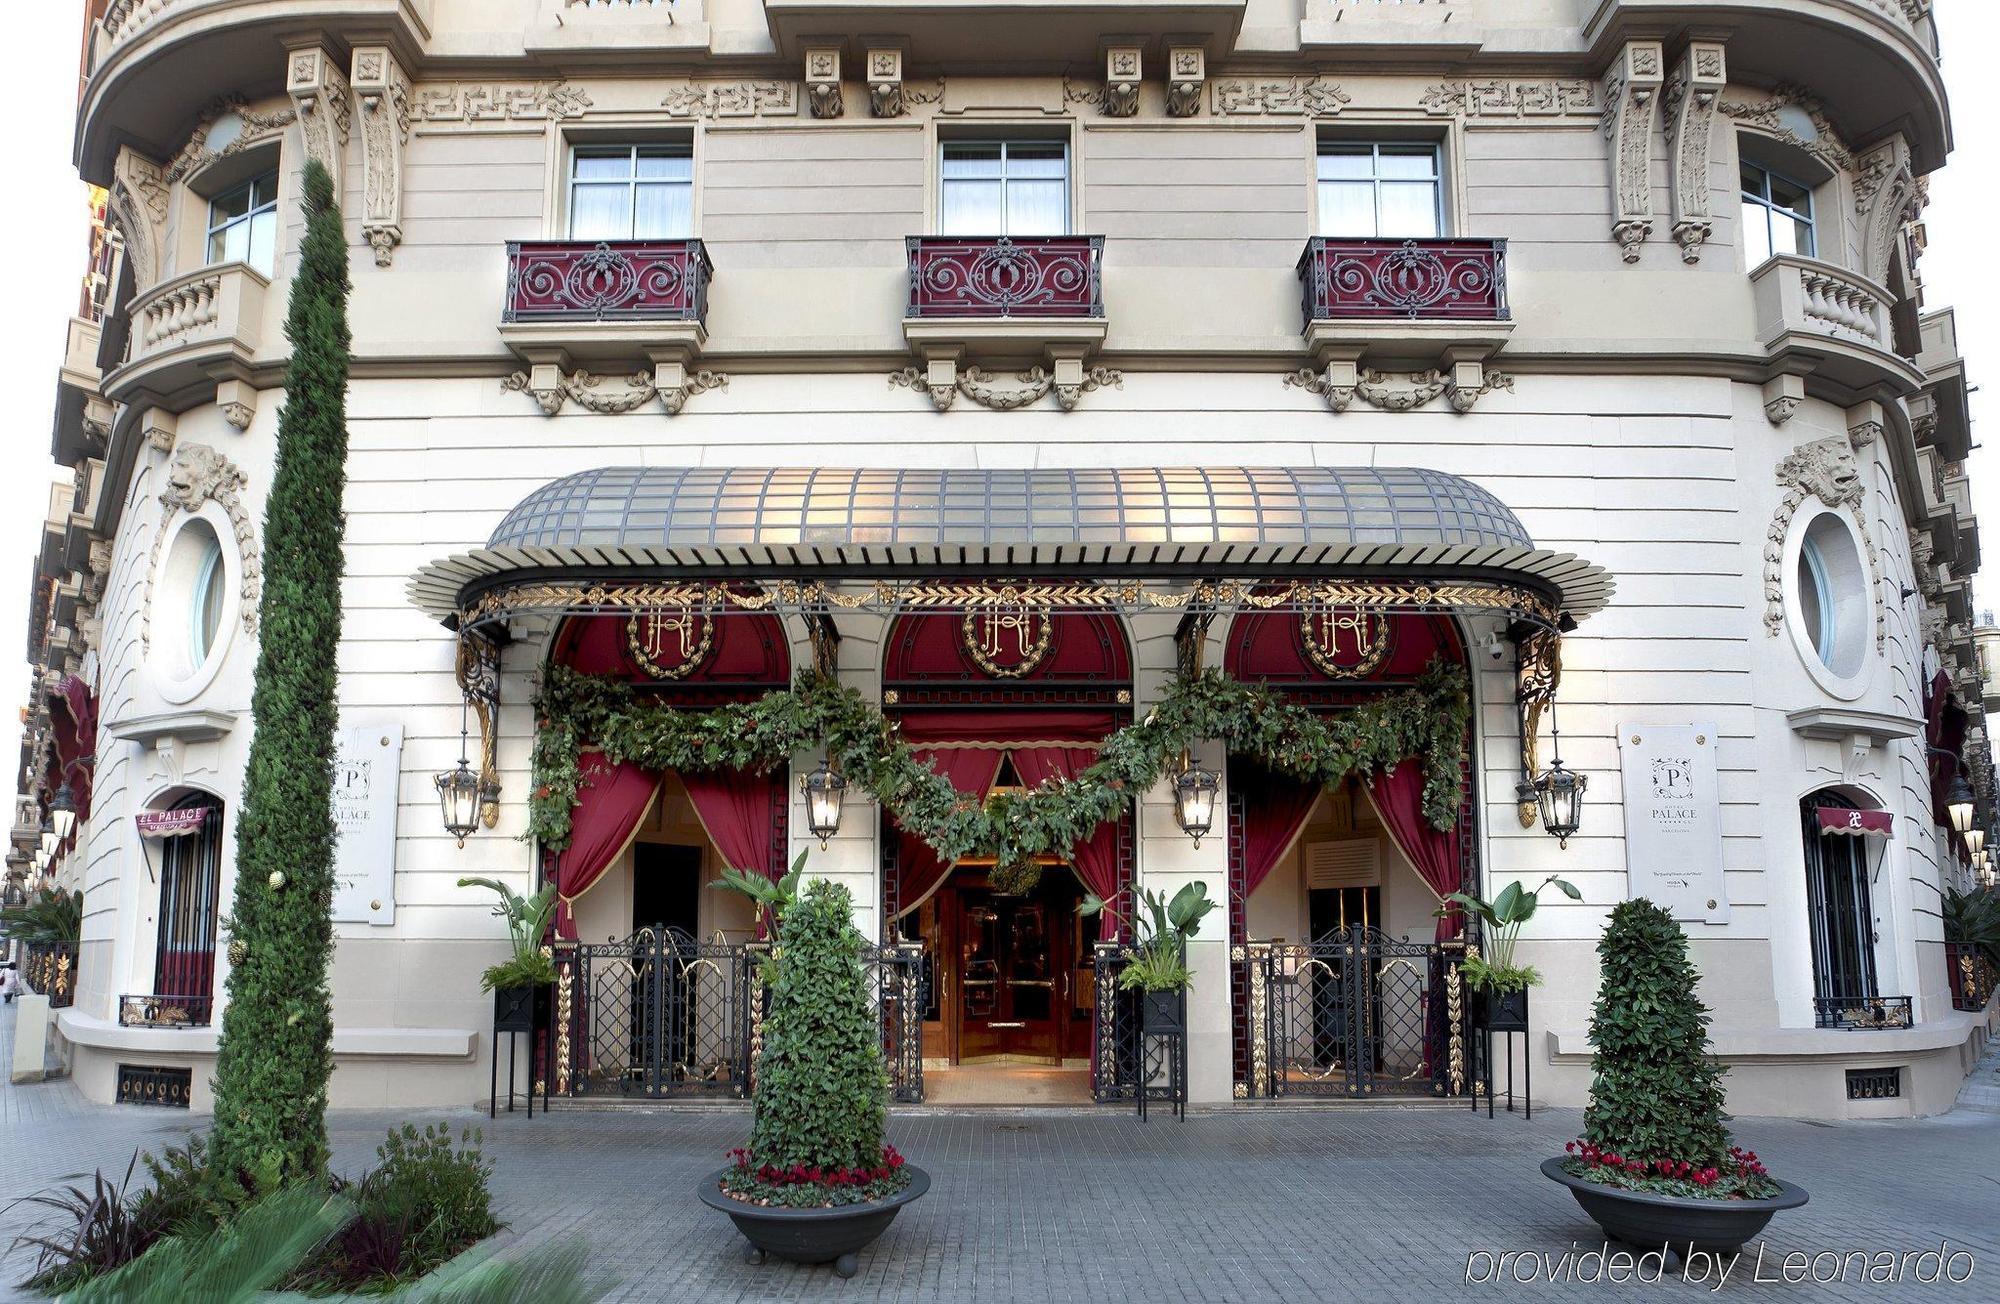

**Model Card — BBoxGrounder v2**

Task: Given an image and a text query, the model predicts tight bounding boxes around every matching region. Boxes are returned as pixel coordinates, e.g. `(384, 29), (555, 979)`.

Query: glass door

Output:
(952, 882), (1067, 1061)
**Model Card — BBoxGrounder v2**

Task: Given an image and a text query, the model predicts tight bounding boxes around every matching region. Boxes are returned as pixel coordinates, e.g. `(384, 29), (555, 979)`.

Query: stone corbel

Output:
(805, 45), (844, 119)
(287, 45), (352, 193)
(142, 409), (178, 455)
(1604, 42), (1665, 263)
(1286, 345), (1508, 414)
(865, 46), (905, 117)
(1165, 45), (1206, 118)
(1665, 42), (1726, 264)
(108, 146), (170, 294)
(1762, 374), (1804, 426)
(501, 348), (728, 417)
(214, 380), (258, 432)
(1846, 400), (1885, 449)
(1103, 45), (1142, 118)
(351, 46), (411, 267)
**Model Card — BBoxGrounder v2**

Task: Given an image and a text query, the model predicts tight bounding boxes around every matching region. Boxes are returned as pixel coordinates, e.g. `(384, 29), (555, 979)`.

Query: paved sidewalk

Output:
(3, 999), (1997, 1301)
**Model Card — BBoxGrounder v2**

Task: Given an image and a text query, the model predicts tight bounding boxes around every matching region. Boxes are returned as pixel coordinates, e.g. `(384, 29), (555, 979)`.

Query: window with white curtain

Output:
(1316, 142), (1444, 238)
(569, 144), (695, 240)
(939, 141), (1069, 236)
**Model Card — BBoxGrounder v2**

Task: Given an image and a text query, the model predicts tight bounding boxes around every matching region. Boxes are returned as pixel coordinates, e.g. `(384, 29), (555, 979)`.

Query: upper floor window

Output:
(189, 528), (225, 668)
(939, 141), (1068, 236)
(1318, 142), (1443, 239)
(1741, 160), (1815, 265)
(207, 173), (277, 275)
(569, 145), (694, 241)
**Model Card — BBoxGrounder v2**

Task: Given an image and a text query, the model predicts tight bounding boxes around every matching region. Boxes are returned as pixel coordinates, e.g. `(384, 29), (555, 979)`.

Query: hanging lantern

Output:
(437, 701), (483, 848)
(1946, 772), (1976, 836)
(1534, 760), (1587, 849)
(1973, 848), (1990, 873)
(38, 816), (57, 858)
(1172, 753), (1220, 847)
(1968, 826), (1988, 857)
(50, 783), (77, 841)
(801, 760), (847, 848)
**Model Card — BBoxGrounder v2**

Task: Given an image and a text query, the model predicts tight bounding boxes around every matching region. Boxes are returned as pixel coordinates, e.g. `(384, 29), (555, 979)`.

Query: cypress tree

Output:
(209, 159), (352, 1188)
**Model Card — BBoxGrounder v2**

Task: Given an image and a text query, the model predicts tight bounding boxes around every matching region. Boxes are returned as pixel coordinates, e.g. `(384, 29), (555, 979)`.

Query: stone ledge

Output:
(1547, 1006), (1994, 1065)
(57, 1009), (476, 1060)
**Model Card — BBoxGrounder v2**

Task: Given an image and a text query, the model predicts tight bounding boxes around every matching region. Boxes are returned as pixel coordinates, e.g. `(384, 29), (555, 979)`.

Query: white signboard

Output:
(332, 724), (403, 925)
(1617, 724), (1730, 924)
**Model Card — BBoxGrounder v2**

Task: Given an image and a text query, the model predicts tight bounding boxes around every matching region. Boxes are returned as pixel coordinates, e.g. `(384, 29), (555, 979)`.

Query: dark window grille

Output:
(153, 796), (224, 1013)
(1845, 1067), (1901, 1100)
(116, 1064), (193, 1108)
(1800, 793), (1878, 1011)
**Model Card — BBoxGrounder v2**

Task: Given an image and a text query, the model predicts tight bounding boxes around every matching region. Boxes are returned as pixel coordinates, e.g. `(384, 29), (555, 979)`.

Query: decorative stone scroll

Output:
(108, 146), (170, 293)
(1419, 80), (1600, 120)
(502, 365), (729, 417)
(805, 48), (843, 119)
(1602, 42), (1666, 263)
(890, 364), (1123, 413)
(1854, 136), (1921, 286)
(143, 445), (260, 648)
(410, 81), (593, 124)
(1764, 434), (1885, 649)
(1209, 77), (1349, 116)
(662, 82), (801, 119)
(1284, 366), (1513, 414)
(1663, 43), (1727, 264)
(352, 47), (412, 267)
(165, 98), (296, 185)
(1166, 47), (1205, 118)
(287, 47), (352, 194)
(1721, 86), (1854, 174)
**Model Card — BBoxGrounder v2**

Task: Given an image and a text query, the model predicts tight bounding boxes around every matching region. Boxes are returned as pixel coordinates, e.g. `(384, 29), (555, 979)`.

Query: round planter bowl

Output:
(698, 1164), (931, 1278)
(1541, 1158), (1809, 1257)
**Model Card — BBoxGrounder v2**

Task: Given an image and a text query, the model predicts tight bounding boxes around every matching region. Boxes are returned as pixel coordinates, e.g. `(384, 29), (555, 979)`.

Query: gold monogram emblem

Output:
(1299, 602), (1391, 679)
(626, 606), (715, 680)
(960, 597), (1053, 678)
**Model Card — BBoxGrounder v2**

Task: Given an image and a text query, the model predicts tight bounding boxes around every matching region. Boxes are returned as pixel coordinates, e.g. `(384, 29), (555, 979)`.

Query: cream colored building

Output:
(14, 0), (1998, 1121)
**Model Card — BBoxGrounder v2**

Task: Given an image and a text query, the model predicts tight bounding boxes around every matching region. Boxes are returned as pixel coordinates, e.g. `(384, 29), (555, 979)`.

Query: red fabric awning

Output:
(1816, 807), (1894, 839)
(137, 807), (209, 839)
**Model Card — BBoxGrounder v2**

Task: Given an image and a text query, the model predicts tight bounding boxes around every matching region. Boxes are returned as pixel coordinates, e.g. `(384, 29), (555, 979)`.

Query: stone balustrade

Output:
(106, 262), (268, 409)
(1749, 255), (1911, 387)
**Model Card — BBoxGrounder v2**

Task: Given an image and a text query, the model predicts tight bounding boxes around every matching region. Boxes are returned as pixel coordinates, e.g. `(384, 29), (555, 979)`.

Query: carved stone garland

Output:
(889, 364), (1123, 413)
(503, 367), (730, 417)
(1602, 42), (1666, 264)
(1284, 367), (1514, 415)
(1663, 43), (1727, 264)
(1764, 434), (1886, 651)
(1721, 85), (1855, 176)
(143, 445), (261, 649)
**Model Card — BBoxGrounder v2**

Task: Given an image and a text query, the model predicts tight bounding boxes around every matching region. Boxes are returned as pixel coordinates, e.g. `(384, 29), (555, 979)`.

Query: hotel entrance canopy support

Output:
(407, 467), (1614, 635)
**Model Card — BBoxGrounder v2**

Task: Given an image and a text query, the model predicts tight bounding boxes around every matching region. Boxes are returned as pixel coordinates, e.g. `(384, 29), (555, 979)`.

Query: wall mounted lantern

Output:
(1172, 752), (1220, 847)
(435, 700), (482, 848)
(1946, 772), (1976, 837)
(50, 783), (76, 841)
(1532, 706), (1586, 849)
(801, 759), (847, 847)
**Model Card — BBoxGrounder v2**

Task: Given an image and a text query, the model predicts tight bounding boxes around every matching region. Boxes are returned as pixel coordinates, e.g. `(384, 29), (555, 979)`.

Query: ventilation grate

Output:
(116, 1064), (193, 1108)
(1845, 1067), (1901, 1100)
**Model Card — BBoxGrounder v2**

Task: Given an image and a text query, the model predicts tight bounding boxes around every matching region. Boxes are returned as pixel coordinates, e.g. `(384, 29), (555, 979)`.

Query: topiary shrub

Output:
(721, 878), (907, 1208)
(1563, 899), (1778, 1199)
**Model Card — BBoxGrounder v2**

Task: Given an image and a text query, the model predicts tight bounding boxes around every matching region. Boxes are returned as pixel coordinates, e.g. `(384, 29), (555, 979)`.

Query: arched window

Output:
(153, 793), (225, 1020)
(1800, 792), (1878, 1021)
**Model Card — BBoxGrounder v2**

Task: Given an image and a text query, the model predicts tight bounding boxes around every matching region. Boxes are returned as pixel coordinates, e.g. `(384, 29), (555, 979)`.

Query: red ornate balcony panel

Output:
(906, 236), (1105, 319)
(1298, 238), (1509, 328)
(503, 240), (712, 324)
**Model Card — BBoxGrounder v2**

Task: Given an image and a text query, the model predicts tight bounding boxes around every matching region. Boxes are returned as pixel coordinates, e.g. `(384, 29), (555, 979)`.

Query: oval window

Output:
(1792, 511), (1867, 681)
(190, 529), (225, 667)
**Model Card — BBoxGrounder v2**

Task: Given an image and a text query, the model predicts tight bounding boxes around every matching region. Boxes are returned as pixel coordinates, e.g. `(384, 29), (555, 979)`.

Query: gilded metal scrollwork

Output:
(1515, 627), (1563, 828)
(455, 629), (503, 828)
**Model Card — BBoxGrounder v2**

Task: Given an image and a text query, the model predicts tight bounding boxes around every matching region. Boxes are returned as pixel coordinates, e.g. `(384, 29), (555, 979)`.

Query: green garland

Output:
(530, 661), (1470, 875)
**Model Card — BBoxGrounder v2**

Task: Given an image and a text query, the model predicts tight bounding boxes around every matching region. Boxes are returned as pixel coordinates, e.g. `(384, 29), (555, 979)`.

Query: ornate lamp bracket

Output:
(1514, 624), (1563, 829)
(1175, 603), (1216, 678)
(806, 609), (841, 679)
(455, 627), (504, 829)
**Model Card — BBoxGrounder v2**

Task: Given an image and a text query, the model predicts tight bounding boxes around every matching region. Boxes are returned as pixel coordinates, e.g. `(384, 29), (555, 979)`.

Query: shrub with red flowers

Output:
(717, 878), (914, 1210)
(719, 1145), (911, 1209)
(1559, 1140), (1780, 1201)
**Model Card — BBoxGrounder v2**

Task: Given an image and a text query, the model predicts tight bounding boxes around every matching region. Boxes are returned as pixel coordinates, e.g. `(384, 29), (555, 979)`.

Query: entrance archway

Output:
(881, 604), (1132, 1099)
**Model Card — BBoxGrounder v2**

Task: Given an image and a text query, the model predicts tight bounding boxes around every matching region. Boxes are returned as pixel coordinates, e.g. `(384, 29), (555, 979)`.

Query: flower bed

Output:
(1559, 1140), (1781, 1201)
(718, 1145), (912, 1209)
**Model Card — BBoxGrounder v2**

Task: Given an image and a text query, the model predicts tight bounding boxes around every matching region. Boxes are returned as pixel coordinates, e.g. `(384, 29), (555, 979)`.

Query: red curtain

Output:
(1010, 746), (1127, 939)
(1365, 758), (1464, 941)
(1232, 762), (1321, 905)
(682, 768), (781, 879)
(553, 752), (658, 939)
(895, 749), (1005, 918)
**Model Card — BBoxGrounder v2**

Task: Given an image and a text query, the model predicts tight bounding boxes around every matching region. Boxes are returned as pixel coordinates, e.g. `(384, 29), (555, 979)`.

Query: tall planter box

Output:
(1484, 986), (1529, 1033)
(1142, 989), (1183, 1032)
(493, 983), (551, 1033)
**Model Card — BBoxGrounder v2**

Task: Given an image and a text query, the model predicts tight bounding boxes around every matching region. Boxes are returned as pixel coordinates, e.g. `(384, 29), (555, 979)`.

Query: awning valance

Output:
(1816, 807), (1893, 840)
(136, 807), (208, 839)
(407, 466), (1614, 628)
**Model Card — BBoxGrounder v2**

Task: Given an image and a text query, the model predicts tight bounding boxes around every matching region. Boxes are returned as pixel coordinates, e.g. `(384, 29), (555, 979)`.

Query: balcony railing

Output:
(1945, 942), (1998, 1012)
(119, 993), (216, 1028)
(125, 263), (268, 366)
(1752, 256), (1897, 353)
(22, 942), (76, 1010)
(1298, 237), (1509, 328)
(1813, 994), (1914, 1030)
(503, 240), (712, 325)
(905, 236), (1104, 319)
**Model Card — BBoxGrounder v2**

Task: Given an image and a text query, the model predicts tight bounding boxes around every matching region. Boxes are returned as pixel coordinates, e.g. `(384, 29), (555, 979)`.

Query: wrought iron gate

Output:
(551, 931), (927, 1102)
(1235, 928), (1472, 1099)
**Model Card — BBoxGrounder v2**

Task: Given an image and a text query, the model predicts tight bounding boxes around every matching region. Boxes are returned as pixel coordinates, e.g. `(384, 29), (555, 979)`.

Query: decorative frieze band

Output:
(410, 81), (594, 124)
(662, 82), (800, 119)
(1420, 80), (1600, 120)
(1209, 77), (1350, 117)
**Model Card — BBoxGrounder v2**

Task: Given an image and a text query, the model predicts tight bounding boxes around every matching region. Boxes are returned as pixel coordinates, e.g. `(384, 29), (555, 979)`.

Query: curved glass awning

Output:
(407, 466), (1614, 630)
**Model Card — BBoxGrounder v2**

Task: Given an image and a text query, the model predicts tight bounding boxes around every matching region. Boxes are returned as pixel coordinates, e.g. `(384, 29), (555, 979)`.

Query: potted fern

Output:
(1542, 900), (1806, 1255)
(1438, 874), (1579, 1032)
(698, 872), (928, 1278)
(457, 877), (558, 1033)
(1083, 882), (1216, 1032)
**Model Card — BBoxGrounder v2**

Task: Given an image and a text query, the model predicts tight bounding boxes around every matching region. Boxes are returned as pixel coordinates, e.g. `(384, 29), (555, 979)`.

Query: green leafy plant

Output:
(457, 878), (559, 991)
(295, 1124), (498, 1291)
(1, 886), (83, 946)
(1084, 882), (1217, 993)
(712, 848), (808, 941)
(1437, 874), (1580, 992)
(1942, 885), (2000, 968)
(1559, 899), (1781, 1201)
(721, 875), (910, 1210)
(208, 158), (353, 1190)
(531, 660), (1471, 871)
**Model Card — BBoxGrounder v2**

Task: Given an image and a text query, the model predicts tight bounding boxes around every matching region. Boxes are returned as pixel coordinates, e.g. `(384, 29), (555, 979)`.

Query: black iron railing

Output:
(906, 235), (1104, 318)
(1090, 941), (1186, 1113)
(1945, 942), (1998, 1012)
(22, 942), (77, 1009)
(1814, 994), (1914, 1030)
(118, 993), (215, 1028)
